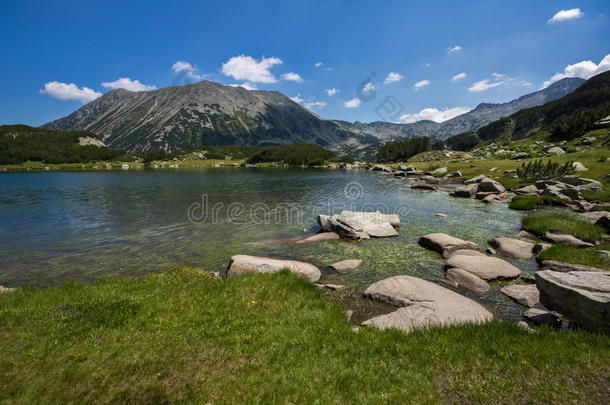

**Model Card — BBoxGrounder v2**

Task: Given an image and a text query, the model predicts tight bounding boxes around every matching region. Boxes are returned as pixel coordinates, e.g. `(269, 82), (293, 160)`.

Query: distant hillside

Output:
(0, 125), (126, 165)
(334, 77), (585, 141)
(42, 81), (376, 155)
(470, 70), (610, 143)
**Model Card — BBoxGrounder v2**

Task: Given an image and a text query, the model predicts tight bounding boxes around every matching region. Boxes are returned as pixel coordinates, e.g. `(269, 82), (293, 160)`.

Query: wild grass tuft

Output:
(522, 211), (605, 242)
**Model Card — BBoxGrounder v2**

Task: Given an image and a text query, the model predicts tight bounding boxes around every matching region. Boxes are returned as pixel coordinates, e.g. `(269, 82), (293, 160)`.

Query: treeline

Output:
(442, 70), (610, 150)
(376, 137), (430, 162)
(0, 125), (127, 165)
(246, 143), (335, 165)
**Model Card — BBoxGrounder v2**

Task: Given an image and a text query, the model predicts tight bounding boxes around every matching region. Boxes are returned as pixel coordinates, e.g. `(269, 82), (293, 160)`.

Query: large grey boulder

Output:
(535, 270), (610, 333)
(339, 210), (400, 228)
(361, 276), (493, 332)
(330, 259), (363, 272)
(544, 231), (595, 248)
(445, 254), (521, 280)
(451, 184), (478, 198)
(371, 164), (392, 172)
(362, 222), (399, 237)
(227, 255), (321, 282)
(514, 185), (541, 196)
(488, 237), (535, 259)
(464, 174), (489, 185)
(446, 268), (491, 294)
(318, 211), (399, 239)
(500, 284), (540, 307)
(317, 215), (370, 240)
(418, 233), (481, 256)
(477, 179), (506, 194)
(546, 146), (565, 155)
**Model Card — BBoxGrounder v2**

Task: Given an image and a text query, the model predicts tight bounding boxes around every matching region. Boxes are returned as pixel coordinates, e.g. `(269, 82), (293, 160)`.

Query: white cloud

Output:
(363, 82), (376, 92)
(221, 55), (282, 83)
(447, 45), (462, 53)
(39, 81), (102, 103)
(468, 79), (505, 92)
(383, 72), (403, 84)
(314, 62), (323, 67)
(281, 72), (304, 82)
(101, 77), (156, 92)
(325, 88), (339, 96)
(228, 82), (258, 90)
(413, 80), (430, 90)
(549, 8), (584, 23)
(171, 60), (205, 80)
(451, 72), (467, 82)
(290, 94), (304, 103)
(399, 106), (472, 124)
(172, 61), (195, 73)
(305, 101), (326, 110)
(541, 54), (610, 88)
(344, 98), (361, 108)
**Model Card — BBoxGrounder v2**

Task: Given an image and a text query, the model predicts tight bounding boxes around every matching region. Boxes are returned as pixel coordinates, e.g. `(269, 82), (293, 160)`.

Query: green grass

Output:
(522, 212), (605, 243)
(582, 189), (610, 203)
(1, 267), (609, 403)
(508, 195), (566, 211)
(538, 244), (610, 270)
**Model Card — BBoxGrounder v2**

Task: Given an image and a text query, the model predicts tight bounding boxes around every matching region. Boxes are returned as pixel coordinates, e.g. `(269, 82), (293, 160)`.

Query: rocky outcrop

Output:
(318, 211), (400, 239)
(488, 237), (535, 259)
(445, 254), (521, 280)
(371, 164), (392, 172)
(227, 255), (321, 282)
(536, 270), (610, 333)
(418, 233), (481, 257)
(330, 259), (363, 272)
(361, 276), (493, 332)
(445, 268), (491, 294)
(500, 284), (540, 307)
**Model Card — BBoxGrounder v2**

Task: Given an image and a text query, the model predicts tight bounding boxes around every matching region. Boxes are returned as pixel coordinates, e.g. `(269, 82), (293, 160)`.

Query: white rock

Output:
(227, 255), (321, 282)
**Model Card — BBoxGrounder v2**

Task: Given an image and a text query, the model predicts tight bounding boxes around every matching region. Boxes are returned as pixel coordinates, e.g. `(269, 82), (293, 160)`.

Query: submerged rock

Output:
(536, 270), (610, 333)
(294, 232), (341, 244)
(523, 307), (561, 328)
(330, 259), (363, 272)
(488, 237), (535, 259)
(500, 284), (540, 307)
(361, 276), (493, 332)
(445, 254), (521, 280)
(445, 268), (491, 294)
(418, 233), (481, 256)
(227, 255), (321, 282)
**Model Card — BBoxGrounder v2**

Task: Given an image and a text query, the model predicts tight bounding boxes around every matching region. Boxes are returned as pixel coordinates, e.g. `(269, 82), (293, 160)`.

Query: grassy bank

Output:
(522, 212), (605, 242)
(538, 244), (610, 270)
(1, 268), (609, 403)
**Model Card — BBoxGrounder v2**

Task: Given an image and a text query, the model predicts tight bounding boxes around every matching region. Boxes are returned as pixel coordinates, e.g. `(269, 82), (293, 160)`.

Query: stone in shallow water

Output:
(445, 254), (521, 280)
(443, 249), (487, 260)
(488, 237), (535, 260)
(544, 231), (594, 248)
(500, 284), (540, 307)
(446, 268), (491, 294)
(523, 307), (561, 328)
(535, 270), (610, 333)
(228, 255), (321, 282)
(361, 276), (493, 333)
(330, 259), (363, 272)
(362, 223), (399, 237)
(418, 233), (481, 255)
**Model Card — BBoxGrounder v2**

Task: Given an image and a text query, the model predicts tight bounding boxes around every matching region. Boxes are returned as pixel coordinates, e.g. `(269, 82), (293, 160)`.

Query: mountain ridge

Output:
(43, 77), (585, 153)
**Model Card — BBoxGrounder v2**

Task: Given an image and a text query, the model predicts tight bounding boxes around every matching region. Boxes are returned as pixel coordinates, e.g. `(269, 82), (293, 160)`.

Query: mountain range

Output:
(43, 77), (585, 154)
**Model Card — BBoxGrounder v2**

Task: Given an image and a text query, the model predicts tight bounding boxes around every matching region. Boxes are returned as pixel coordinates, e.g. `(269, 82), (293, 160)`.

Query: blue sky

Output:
(1, 0), (609, 126)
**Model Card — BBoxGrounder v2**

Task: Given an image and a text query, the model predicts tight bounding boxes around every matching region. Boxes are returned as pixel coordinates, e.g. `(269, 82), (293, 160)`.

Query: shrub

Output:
(521, 212), (604, 243)
(516, 159), (575, 182)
